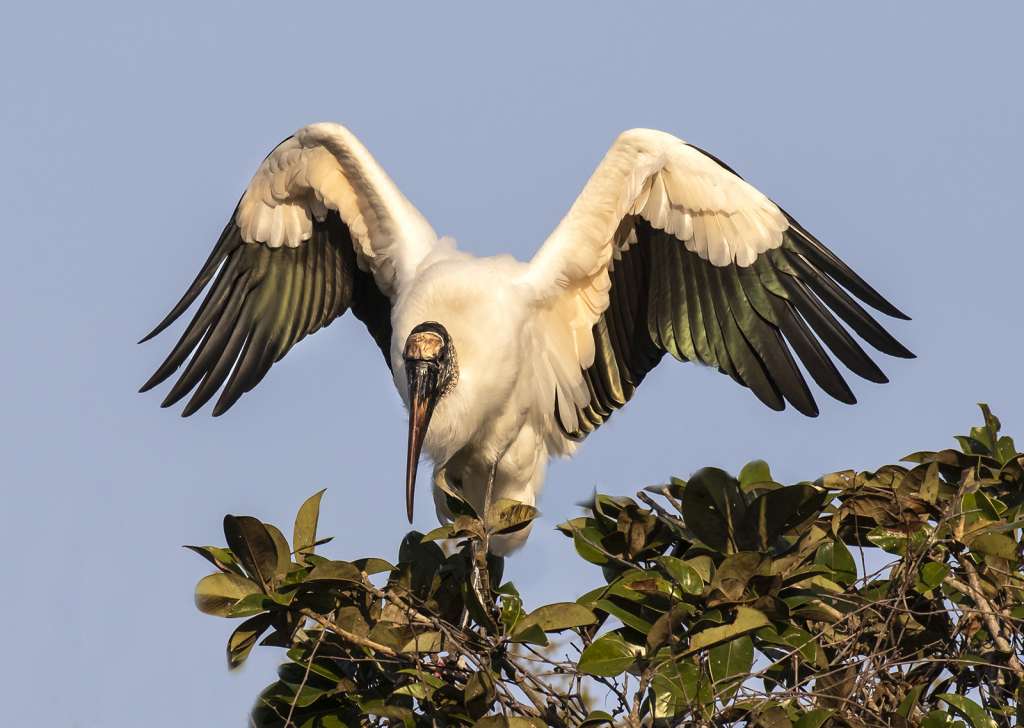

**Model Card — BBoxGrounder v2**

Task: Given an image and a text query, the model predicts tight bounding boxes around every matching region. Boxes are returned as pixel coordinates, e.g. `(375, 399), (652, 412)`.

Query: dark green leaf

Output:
(227, 613), (274, 670)
(263, 523), (292, 581)
(682, 467), (746, 553)
(754, 706), (793, 728)
(223, 515), (279, 591)
(793, 710), (834, 728)
(579, 710), (615, 728)
(743, 484), (828, 551)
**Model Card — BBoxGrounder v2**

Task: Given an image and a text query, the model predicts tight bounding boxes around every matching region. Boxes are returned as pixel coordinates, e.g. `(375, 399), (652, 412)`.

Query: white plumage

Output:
(142, 124), (912, 554)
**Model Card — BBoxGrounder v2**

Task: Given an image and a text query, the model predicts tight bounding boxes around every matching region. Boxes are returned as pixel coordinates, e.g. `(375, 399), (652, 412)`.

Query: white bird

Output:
(141, 124), (912, 554)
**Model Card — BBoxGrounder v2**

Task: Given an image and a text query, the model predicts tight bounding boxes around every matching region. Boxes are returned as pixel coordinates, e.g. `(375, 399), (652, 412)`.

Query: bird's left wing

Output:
(140, 124), (438, 416)
(525, 129), (912, 440)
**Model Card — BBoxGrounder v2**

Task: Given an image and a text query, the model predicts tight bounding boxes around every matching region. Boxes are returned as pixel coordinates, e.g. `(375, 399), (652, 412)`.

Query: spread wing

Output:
(140, 123), (438, 416)
(526, 128), (913, 439)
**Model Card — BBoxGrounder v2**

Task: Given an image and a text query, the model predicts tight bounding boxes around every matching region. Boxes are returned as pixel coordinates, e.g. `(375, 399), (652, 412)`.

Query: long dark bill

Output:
(405, 360), (440, 523)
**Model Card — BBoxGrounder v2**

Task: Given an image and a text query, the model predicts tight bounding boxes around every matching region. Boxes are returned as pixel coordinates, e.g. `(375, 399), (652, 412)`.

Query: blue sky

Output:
(1, 3), (1022, 725)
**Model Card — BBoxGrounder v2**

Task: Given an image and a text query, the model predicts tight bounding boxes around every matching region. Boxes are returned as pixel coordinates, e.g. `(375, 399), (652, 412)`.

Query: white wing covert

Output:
(526, 129), (912, 439)
(141, 124), (438, 416)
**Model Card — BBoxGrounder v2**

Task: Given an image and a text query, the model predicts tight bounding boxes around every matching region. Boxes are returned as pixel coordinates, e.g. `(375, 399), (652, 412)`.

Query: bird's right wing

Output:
(140, 124), (438, 416)
(525, 129), (912, 442)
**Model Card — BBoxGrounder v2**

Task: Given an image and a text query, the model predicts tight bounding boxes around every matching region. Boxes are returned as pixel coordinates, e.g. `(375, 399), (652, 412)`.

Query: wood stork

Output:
(140, 124), (912, 553)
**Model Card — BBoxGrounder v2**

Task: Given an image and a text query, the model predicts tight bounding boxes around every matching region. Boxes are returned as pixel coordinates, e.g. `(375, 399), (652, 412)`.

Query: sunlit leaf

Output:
(655, 555), (704, 594)
(937, 694), (998, 728)
(577, 632), (635, 677)
(686, 606), (770, 653)
(292, 489), (325, 565)
(352, 557), (395, 575)
(739, 459), (773, 487)
(814, 540), (856, 586)
(194, 572), (261, 617)
(306, 560), (363, 584)
(515, 603), (597, 633)
(708, 634), (753, 700)
(488, 499), (541, 535)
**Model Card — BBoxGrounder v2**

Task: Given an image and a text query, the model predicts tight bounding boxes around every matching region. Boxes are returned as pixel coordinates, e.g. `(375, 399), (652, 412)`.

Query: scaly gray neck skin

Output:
(402, 321), (459, 523)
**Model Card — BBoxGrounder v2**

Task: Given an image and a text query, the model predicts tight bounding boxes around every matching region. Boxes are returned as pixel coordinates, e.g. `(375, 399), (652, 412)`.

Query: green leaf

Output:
(476, 717), (549, 728)
(594, 599), (653, 633)
(434, 469), (478, 519)
(352, 557), (395, 575)
(226, 592), (276, 618)
(956, 436), (992, 457)
(708, 634), (754, 700)
(292, 489), (326, 565)
(755, 706), (794, 728)
(306, 560), (363, 584)
(488, 499), (541, 535)
(577, 632), (636, 677)
(646, 605), (690, 655)
(682, 467), (746, 553)
(866, 527), (909, 556)
(937, 694), (999, 728)
(183, 545), (244, 576)
(793, 710), (834, 728)
(920, 710), (963, 728)
(227, 613), (274, 669)
(739, 459), (773, 486)
(452, 515), (485, 539)
(917, 562), (950, 592)
(995, 435), (1018, 463)
(507, 623), (549, 646)
(263, 523), (292, 581)
(579, 710), (615, 728)
(744, 484), (828, 552)
(401, 631), (443, 653)
(572, 525), (610, 564)
(686, 606), (770, 653)
(967, 532), (1018, 560)
(655, 555), (704, 594)
(920, 461), (941, 504)
(420, 524), (456, 542)
(223, 515), (279, 591)
(194, 572), (261, 617)
(814, 540), (857, 586)
(897, 685), (926, 718)
(515, 603), (597, 634)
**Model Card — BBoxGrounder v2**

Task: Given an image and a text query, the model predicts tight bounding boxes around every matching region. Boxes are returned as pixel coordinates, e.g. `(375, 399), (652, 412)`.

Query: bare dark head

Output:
(403, 322), (459, 524)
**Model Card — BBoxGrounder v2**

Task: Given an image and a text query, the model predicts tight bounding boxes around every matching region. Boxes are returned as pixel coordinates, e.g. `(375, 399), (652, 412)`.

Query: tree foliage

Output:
(189, 405), (1024, 727)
